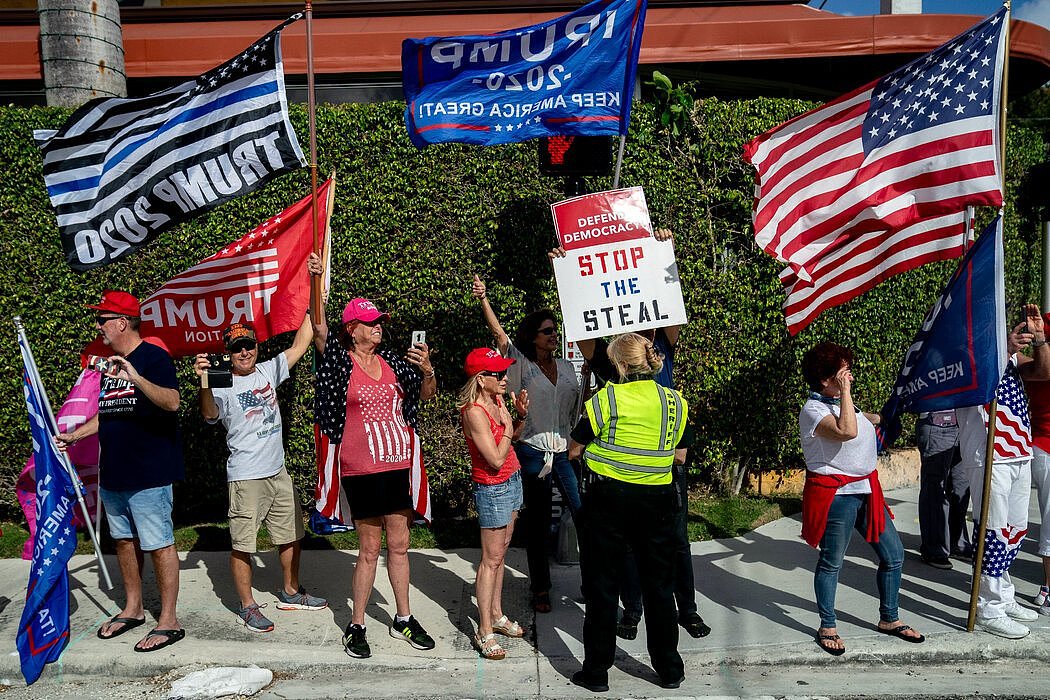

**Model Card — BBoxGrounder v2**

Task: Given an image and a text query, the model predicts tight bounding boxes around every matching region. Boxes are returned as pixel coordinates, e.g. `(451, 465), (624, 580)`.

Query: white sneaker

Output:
(1035, 586), (1049, 607)
(1004, 601), (1039, 622)
(975, 615), (1030, 639)
(1039, 601), (1050, 617)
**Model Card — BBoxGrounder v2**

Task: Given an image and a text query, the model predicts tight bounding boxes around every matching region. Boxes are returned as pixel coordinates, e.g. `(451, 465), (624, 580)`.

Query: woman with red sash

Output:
(799, 342), (924, 655)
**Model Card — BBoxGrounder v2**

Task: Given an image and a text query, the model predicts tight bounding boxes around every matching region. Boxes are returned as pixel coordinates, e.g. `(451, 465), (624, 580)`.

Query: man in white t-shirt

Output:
(957, 304), (1050, 639)
(194, 316), (326, 633)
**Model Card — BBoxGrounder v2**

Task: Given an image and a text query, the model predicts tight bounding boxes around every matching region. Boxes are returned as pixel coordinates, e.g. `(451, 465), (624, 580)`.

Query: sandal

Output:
(473, 632), (506, 660)
(816, 632), (845, 656)
(492, 615), (525, 638)
(877, 623), (925, 643)
(531, 591), (552, 614)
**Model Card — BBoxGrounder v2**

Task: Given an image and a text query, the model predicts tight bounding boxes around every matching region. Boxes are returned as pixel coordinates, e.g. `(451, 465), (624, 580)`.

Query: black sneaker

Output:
(921, 555), (953, 570)
(389, 616), (435, 650)
(659, 673), (685, 689)
(616, 614), (639, 640)
(342, 624), (371, 658)
(680, 612), (711, 638)
(571, 671), (609, 693)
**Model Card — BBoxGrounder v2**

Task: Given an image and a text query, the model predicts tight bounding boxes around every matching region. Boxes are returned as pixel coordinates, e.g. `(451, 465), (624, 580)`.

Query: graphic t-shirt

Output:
(98, 340), (183, 491)
(209, 354), (290, 482)
(339, 355), (412, 476)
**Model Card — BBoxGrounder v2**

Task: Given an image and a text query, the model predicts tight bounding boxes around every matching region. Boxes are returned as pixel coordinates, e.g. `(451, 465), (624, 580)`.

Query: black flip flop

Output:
(133, 628), (186, 652)
(96, 615), (146, 640)
(531, 591), (552, 614)
(817, 633), (846, 656)
(877, 624), (925, 643)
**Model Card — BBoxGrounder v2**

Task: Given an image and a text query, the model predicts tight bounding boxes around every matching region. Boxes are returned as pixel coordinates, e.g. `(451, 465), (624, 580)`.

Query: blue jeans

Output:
(815, 493), (903, 629)
(515, 444), (581, 594)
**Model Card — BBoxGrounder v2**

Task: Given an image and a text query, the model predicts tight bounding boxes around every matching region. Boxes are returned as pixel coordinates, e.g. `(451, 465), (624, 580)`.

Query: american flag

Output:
(34, 16), (305, 271)
(982, 361), (1032, 461)
(237, 384), (276, 421)
(980, 524), (1026, 577)
(743, 8), (1006, 333)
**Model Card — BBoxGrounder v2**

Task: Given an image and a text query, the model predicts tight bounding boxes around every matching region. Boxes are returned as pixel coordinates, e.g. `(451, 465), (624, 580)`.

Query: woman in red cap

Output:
(308, 256), (437, 659)
(458, 347), (529, 659)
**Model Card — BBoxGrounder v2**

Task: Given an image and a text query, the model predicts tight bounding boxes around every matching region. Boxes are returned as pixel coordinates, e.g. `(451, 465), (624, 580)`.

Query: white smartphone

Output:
(411, 330), (426, 347)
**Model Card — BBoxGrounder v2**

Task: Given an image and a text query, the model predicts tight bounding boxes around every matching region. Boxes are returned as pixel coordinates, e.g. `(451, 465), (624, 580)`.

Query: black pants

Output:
(579, 476), (683, 684)
(620, 467), (695, 619)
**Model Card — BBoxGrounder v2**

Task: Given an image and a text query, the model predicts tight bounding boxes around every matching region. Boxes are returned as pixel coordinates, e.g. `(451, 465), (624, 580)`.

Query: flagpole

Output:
(612, 135), (626, 189)
(967, 3), (1011, 632)
(305, 0), (322, 323)
(13, 317), (113, 590)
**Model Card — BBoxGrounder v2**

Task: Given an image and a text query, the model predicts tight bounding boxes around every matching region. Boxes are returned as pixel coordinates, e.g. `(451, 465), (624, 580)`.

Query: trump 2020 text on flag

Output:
(137, 178), (332, 357)
(34, 18), (306, 272)
(878, 216), (1006, 447)
(742, 8), (1007, 332)
(402, 0), (647, 147)
(16, 333), (80, 685)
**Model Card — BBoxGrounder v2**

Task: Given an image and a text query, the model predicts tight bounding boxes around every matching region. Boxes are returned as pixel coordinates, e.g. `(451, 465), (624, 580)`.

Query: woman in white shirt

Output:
(799, 341), (924, 655)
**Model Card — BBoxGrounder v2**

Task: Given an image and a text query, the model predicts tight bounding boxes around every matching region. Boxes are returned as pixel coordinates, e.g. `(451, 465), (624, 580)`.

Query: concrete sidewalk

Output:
(1, 483), (1049, 698)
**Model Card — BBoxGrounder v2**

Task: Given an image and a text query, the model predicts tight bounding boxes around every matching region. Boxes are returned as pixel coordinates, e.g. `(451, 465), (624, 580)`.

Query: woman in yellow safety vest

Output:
(567, 332), (692, 693)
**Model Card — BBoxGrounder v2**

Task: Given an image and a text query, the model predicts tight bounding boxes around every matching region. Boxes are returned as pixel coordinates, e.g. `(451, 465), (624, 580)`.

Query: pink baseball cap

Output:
(464, 347), (515, 376)
(342, 297), (390, 325)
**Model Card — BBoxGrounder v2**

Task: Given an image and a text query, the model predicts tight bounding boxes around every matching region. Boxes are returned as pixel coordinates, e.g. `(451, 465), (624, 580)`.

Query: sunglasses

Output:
(480, 370), (508, 380)
(537, 327), (556, 336)
(95, 315), (124, 325)
(229, 341), (257, 352)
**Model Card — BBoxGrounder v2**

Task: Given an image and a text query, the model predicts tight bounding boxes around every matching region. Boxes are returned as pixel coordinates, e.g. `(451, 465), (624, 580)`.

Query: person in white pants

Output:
(957, 304), (1050, 639)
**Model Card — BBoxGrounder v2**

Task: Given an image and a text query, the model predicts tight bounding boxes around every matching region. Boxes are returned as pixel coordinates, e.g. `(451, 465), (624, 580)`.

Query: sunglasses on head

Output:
(480, 370), (508, 380)
(537, 326), (556, 336)
(95, 315), (124, 325)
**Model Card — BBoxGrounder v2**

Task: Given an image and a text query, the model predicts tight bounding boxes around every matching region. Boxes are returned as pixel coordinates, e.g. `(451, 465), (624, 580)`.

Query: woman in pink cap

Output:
(458, 347), (530, 659)
(309, 255), (437, 659)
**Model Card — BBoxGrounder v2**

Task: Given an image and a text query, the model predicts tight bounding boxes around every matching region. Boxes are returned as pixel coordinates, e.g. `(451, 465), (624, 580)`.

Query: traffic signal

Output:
(538, 135), (612, 177)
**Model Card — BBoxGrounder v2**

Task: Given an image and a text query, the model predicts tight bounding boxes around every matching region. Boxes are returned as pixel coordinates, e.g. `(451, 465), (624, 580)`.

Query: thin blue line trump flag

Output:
(16, 334), (80, 685)
(879, 215), (1006, 446)
(402, 0), (647, 147)
(35, 15), (306, 272)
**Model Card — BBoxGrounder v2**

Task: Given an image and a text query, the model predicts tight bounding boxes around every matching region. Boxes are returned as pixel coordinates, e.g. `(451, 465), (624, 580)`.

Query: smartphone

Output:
(202, 353), (233, 389)
(1020, 304), (1029, 333)
(411, 330), (426, 347)
(86, 354), (115, 376)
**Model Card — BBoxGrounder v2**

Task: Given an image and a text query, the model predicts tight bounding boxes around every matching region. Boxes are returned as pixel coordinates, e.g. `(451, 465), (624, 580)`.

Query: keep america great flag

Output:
(35, 16), (306, 272)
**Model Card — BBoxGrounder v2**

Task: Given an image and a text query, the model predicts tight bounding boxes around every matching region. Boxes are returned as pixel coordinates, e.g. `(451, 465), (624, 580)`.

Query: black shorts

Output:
(342, 468), (413, 521)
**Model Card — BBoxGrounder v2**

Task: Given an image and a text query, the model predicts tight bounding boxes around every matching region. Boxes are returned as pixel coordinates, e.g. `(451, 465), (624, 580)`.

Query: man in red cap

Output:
(58, 290), (185, 652)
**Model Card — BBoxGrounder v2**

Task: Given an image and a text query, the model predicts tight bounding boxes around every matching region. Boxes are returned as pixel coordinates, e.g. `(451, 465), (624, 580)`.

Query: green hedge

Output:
(0, 97), (1045, 524)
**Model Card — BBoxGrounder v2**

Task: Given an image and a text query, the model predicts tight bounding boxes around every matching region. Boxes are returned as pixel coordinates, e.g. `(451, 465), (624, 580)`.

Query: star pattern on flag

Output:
(863, 12), (1000, 151)
(192, 33), (277, 97)
(981, 525), (1025, 577)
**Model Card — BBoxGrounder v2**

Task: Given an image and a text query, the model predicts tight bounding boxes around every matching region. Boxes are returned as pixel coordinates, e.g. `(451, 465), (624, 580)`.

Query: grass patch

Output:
(0, 494), (801, 558)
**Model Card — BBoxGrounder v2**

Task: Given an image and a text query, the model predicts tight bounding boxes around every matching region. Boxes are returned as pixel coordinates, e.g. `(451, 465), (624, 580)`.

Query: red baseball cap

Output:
(464, 347), (515, 376)
(342, 297), (390, 325)
(87, 290), (140, 317)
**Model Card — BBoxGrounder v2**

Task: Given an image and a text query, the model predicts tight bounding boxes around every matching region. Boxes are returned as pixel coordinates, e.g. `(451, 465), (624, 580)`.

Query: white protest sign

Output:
(550, 187), (687, 342)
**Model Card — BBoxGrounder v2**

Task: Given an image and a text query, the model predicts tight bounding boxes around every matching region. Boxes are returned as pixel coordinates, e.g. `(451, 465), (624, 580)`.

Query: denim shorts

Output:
(474, 470), (523, 529)
(100, 485), (174, 551)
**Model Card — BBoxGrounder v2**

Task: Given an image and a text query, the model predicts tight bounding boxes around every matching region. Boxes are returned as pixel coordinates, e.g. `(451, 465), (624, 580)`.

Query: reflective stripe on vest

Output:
(584, 382), (686, 481)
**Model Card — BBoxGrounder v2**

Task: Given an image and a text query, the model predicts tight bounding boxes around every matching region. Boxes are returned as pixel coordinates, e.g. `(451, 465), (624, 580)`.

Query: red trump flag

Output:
(139, 179), (332, 356)
(742, 9), (1006, 333)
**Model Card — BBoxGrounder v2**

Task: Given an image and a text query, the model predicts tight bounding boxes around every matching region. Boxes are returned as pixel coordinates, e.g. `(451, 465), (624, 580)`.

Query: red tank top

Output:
(462, 402), (521, 485)
(1025, 377), (1050, 454)
(339, 355), (412, 477)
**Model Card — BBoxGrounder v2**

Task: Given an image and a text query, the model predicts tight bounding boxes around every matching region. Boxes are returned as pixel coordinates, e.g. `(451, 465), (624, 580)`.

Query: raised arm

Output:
(193, 354), (219, 421)
(1018, 303), (1050, 381)
(283, 313), (315, 370)
(813, 366), (858, 442)
(308, 252), (328, 353)
(472, 274), (510, 354)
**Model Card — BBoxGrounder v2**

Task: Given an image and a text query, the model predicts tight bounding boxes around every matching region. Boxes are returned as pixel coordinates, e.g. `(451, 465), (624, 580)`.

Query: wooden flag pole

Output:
(967, 2), (1011, 632)
(305, 0), (322, 323)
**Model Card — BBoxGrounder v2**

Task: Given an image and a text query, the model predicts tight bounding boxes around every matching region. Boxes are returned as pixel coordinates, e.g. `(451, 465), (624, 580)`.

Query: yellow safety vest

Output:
(583, 380), (688, 485)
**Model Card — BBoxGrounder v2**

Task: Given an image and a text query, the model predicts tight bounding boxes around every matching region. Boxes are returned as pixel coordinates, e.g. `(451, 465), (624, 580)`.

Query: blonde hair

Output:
(456, 373), (485, 411)
(606, 332), (663, 380)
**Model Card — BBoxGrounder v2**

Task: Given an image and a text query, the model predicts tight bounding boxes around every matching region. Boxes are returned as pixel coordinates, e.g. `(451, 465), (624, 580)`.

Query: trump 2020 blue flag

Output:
(879, 216), (1006, 445)
(401, 0), (647, 147)
(16, 332), (79, 685)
